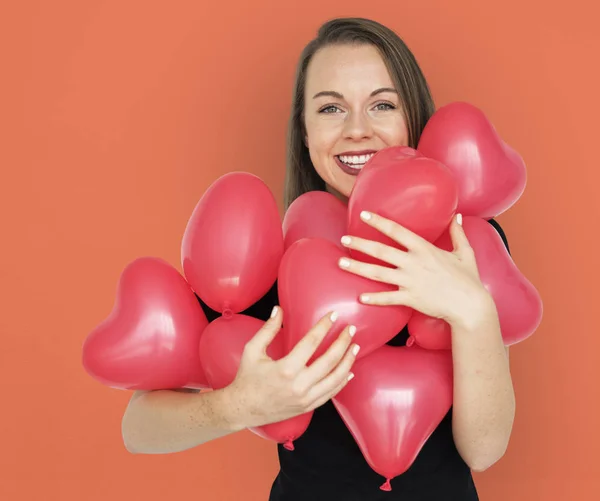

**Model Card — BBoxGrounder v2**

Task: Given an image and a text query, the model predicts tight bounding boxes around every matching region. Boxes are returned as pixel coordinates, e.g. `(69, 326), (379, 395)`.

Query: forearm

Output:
(450, 294), (515, 472)
(121, 387), (244, 454)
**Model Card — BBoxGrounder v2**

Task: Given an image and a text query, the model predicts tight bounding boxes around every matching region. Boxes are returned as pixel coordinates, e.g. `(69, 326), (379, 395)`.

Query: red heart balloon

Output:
(406, 313), (449, 350)
(181, 172), (284, 315)
(278, 238), (412, 364)
(417, 102), (527, 219)
(82, 257), (209, 390)
(407, 217), (543, 349)
(333, 345), (453, 491)
(282, 191), (347, 251)
(348, 146), (459, 266)
(199, 314), (312, 449)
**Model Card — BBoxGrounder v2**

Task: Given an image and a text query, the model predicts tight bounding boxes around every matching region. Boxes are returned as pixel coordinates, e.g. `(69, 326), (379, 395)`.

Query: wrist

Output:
(448, 289), (497, 333)
(211, 385), (249, 432)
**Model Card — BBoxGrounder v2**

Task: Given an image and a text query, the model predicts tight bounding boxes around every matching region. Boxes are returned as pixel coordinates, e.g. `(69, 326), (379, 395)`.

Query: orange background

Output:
(1, 1), (597, 500)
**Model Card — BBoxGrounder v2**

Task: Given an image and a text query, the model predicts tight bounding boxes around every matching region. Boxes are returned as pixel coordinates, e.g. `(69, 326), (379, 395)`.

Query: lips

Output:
(335, 150), (377, 176)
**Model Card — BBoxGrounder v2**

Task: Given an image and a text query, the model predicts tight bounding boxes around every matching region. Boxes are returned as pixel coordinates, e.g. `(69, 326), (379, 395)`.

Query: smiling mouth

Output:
(335, 152), (376, 175)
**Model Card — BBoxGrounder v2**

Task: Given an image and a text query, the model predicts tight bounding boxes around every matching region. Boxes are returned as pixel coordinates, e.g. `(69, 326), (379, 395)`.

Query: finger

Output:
(308, 375), (352, 411)
(298, 324), (357, 387)
(245, 306), (283, 357)
(340, 235), (408, 267)
(282, 311), (338, 371)
(359, 290), (412, 307)
(449, 213), (473, 257)
(359, 211), (427, 252)
(305, 341), (358, 404)
(338, 255), (403, 285)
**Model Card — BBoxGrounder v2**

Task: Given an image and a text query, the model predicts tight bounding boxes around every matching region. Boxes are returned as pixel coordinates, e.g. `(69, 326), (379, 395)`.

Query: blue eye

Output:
(375, 102), (396, 111)
(319, 105), (341, 114)
(318, 102), (396, 114)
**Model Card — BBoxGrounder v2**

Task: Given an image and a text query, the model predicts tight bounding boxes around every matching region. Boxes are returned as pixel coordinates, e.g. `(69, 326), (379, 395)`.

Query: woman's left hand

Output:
(338, 211), (492, 326)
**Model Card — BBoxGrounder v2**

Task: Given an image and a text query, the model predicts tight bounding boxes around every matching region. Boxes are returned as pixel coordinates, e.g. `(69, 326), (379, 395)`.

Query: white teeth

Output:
(339, 153), (375, 165)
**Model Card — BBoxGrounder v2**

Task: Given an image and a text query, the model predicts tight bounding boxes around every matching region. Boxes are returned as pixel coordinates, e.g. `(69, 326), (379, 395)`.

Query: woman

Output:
(121, 17), (515, 500)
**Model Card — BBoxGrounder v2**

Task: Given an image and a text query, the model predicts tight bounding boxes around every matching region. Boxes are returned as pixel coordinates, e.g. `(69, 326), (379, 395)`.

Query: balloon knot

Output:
(380, 478), (392, 491)
(406, 336), (415, 347)
(283, 439), (295, 451)
(222, 308), (233, 320)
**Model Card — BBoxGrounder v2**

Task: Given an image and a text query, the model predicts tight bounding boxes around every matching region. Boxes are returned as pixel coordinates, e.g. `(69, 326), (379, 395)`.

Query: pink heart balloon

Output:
(417, 102), (527, 219)
(199, 314), (312, 449)
(348, 146), (459, 266)
(282, 191), (347, 251)
(278, 238), (412, 364)
(82, 257), (210, 390)
(181, 172), (284, 315)
(333, 345), (453, 491)
(407, 217), (543, 349)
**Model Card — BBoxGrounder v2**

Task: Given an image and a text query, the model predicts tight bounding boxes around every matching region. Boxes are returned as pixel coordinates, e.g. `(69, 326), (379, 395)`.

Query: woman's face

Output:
(303, 44), (409, 201)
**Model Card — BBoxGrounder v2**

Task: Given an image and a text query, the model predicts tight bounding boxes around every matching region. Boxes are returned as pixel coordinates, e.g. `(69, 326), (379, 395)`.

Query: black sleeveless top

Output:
(197, 219), (509, 501)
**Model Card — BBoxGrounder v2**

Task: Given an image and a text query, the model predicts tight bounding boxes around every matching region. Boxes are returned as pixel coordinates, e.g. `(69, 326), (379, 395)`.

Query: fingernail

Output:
(348, 372), (355, 381)
(360, 211), (371, 221)
(360, 294), (370, 303)
(341, 235), (352, 246)
(330, 311), (339, 322)
(270, 306), (278, 318)
(348, 325), (357, 337)
(339, 257), (350, 268)
(352, 345), (361, 356)
(456, 213), (463, 226)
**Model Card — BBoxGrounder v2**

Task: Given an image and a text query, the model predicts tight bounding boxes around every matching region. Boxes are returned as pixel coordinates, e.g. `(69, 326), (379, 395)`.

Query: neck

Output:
(326, 184), (348, 206)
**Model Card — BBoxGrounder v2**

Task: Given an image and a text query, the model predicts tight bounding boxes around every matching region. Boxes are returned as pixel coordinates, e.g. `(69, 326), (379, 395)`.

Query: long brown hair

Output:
(284, 17), (436, 210)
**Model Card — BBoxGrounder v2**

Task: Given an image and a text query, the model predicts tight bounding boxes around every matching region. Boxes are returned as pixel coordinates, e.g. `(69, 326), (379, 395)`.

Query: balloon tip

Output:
(222, 308), (233, 320)
(406, 336), (415, 347)
(380, 478), (392, 491)
(283, 440), (295, 451)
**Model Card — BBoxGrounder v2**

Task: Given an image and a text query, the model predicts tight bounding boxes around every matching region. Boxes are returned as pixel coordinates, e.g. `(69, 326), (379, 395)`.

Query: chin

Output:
(328, 178), (355, 201)
(318, 165), (357, 201)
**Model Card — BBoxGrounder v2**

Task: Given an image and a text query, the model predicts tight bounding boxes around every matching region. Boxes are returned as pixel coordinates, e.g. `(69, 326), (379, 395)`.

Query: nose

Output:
(342, 111), (373, 140)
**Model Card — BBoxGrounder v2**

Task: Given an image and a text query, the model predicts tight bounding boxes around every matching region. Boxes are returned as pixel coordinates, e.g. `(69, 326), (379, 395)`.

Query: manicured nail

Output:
(360, 211), (372, 221)
(360, 294), (370, 303)
(330, 311), (339, 322)
(456, 213), (463, 226)
(348, 325), (357, 337)
(348, 372), (355, 381)
(352, 345), (361, 356)
(339, 257), (351, 268)
(271, 306), (278, 318)
(341, 235), (352, 246)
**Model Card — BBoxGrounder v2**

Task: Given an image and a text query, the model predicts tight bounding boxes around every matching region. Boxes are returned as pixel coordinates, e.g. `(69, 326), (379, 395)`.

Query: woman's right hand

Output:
(223, 306), (359, 430)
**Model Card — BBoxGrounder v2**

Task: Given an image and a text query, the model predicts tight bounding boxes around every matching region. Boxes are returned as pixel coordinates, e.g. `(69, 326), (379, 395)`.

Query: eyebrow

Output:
(312, 87), (397, 99)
